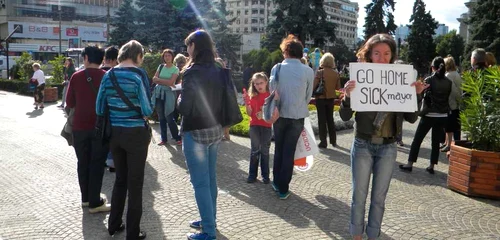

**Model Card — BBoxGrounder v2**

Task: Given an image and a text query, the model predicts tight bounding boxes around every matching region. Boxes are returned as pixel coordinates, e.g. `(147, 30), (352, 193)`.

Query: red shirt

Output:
(249, 92), (272, 128)
(66, 68), (106, 131)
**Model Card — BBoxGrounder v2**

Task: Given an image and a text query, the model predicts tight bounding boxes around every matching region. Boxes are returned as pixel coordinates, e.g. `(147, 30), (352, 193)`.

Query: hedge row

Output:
(0, 79), (64, 98)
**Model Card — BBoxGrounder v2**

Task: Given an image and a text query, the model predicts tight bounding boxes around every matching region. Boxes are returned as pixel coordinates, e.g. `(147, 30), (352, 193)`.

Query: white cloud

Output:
(354, 0), (469, 38)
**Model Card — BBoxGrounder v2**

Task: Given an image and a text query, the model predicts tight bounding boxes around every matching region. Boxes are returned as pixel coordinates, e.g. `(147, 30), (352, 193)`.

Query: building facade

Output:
(434, 23), (449, 38)
(457, 0), (477, 44)
(0, 0), (121, 61)
(324, 0), (358, 49)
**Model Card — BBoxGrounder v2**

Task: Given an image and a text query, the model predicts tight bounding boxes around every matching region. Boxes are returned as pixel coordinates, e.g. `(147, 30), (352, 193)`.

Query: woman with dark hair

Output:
(341, 33), (427, 240)
(400, 56), (452, 175)
(96, 40), (152, 240)
(269, 34), (314, 200)
(178, 29), (225, 240)
(152, 48), (181, 146)
(59, 58), (76, 108)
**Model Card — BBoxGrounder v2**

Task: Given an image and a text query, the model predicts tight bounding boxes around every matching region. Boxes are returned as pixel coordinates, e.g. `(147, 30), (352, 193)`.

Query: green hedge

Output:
(0, 79), (64, 98)
(229, 106), (251, 136)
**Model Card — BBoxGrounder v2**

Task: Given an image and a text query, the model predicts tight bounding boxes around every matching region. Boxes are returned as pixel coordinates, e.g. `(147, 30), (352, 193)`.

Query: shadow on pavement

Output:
(82, 211), (107, 240)
(26, 109), (44, 118)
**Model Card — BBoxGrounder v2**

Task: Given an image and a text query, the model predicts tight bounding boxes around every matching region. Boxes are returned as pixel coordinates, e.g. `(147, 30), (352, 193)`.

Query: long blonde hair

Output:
(248, 72), (269, 98)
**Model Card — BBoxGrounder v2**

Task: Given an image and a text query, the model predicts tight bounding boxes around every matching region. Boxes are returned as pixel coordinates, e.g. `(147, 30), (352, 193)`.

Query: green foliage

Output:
(17, 52), (35, 81)
(328, 39), (357, 67)
(264, 0), (336, 51)
(407, 0), (438, 77)
(109, 0), (137, 46)
(229, 106), (251, 136)
(142, 53), (162, 79)
(48, 55), (65, 85)
(463, 0), (500, 69)
(460, 67), (500, 152)
(435, 30), (465, 67)
(363, 0), (397, 39)
(243, 49), (271, 72)
(398, 43), (409, 63)
(262, 50), (284, 76)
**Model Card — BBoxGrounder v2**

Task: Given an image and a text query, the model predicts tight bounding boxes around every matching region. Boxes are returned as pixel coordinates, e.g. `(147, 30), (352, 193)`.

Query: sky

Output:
(354, 0), (469, 38)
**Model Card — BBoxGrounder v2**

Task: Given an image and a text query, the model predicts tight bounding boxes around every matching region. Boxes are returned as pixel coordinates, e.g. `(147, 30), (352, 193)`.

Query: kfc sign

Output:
(39, 45), (57, 52)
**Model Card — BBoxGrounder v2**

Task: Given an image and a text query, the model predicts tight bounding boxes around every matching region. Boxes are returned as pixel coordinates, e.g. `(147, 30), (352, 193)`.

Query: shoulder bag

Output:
(313, 70), (325, 96)
(263, 63), (281, 122)
(220, 67), (243, 127)
(90, 70), (112, 143)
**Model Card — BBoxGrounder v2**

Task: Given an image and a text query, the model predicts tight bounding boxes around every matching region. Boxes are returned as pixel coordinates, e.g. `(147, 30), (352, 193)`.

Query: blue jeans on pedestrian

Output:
(156, 99), (181, 142)
(273, 118), (304, 194)
(248, 125), (272, 181)
(350, 137), (397, 239)
(182, 131), (220, 237)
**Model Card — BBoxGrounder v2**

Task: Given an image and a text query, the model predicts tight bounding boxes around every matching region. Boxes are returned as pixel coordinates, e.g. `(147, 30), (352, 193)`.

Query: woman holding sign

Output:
(340, 33), (427, 240)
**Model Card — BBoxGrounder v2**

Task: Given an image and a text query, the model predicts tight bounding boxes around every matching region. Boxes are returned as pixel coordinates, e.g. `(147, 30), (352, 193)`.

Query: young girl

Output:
(243, 72), (273, 184)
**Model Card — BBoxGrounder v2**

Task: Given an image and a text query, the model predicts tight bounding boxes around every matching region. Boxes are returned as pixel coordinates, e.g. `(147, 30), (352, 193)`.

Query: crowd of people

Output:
(31, 27), (497, 240)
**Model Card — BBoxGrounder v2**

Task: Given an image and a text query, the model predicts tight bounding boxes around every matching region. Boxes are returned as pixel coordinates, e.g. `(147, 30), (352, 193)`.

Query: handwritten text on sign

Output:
(349, 63), (417, 112)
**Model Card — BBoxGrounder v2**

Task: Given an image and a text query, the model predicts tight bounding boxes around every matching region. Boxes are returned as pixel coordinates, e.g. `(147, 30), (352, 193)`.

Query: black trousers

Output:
(408, 116), (447, 165)
(273, 118), (304, 194)
(108, 126), (151, 240)
(315, 98), (336, 145)
(72, 130), (109, 208)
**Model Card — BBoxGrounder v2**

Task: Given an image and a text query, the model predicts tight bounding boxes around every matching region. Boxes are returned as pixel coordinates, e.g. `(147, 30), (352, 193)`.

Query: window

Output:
(245, 10), (249, 15)
(244, 18), (248, 24)
(251, 19), (258, 23)
(244, 27), (248, 33)
(252, 0), (258, 5)
(245, 1), (248, 6)
(236, 28), (240, 33)
(252, 9), (258, 14)
(260, 9), (264, 14)
(260, 18), (265, 24)
(252, 27), (258, 32)
(237, 10), (240, 16)
(237, 2), (240, 6)
(236, 19), (240, 24)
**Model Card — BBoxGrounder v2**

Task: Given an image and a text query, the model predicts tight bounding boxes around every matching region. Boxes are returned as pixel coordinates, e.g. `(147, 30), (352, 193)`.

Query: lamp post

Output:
(4, 25), (21, 80)
(58, 0), (62, 56)
(106, 0), (110, 43)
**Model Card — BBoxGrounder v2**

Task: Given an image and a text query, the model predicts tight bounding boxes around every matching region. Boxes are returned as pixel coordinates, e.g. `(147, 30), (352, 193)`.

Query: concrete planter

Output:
(43, 87), (58, 103)
(447, 140), (500, 199)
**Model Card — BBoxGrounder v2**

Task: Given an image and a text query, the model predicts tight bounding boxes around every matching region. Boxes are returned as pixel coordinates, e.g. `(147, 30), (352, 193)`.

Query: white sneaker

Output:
(89, 203), (111, 213)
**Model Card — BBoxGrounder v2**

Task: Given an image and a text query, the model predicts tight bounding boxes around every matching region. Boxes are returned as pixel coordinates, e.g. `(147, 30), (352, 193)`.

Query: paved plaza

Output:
(0, 90), (499, 240)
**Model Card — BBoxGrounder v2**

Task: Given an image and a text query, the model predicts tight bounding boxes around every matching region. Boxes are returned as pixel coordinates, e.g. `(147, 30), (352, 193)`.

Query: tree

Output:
(328, 39), (357, 68)
(264, 0), (336, 51)
(435, 30), (465, 65)
(109, 0), (137, 46)
(204, 0), (241, 68)
(407, 0), (438, 77)
(134, 0), (179, 50)
(363, 0), (397, 39)
(463, 0), (500, 68)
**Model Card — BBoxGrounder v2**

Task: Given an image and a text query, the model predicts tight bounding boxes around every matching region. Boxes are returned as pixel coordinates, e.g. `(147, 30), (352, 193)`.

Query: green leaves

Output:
(460, 67), (500, 152)
(363, 0), (397, 39)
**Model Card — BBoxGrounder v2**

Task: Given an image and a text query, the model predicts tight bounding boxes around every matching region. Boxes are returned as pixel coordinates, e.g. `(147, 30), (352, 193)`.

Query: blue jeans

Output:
(248, 125), (272, 180)
(273, 118), (304, 194)
(350, 137), (397, 239)
(183, 132), (220, 237)
(156, 99), (181, 142)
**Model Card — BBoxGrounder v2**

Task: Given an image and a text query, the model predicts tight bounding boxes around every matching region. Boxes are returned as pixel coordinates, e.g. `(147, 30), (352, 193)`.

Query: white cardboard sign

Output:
(349, 63), (417, 112)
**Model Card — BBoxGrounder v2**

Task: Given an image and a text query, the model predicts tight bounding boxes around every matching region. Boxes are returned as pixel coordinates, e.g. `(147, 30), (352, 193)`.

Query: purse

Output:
(88, 70), (112, 143)
(313, 70), (325, 96)
(61, 108), (75, 146)
(220, 67), (243, 127)
(263, 63), (281, 122)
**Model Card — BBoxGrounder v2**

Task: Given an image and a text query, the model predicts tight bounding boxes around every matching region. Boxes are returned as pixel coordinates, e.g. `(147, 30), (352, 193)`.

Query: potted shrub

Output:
(447, 67), (500, 199)
(43, 55), (65, 103)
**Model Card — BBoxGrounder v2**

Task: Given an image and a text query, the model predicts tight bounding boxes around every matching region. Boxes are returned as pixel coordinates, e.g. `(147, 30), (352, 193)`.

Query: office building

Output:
(0, 0), (121, 61)
(457, 0), (477, 44)
(434, 23), (449, 38)
(324, 0), (359, 49)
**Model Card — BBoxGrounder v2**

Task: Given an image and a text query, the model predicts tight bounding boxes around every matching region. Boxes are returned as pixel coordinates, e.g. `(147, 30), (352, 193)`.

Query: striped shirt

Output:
(96, 67), (153, 128)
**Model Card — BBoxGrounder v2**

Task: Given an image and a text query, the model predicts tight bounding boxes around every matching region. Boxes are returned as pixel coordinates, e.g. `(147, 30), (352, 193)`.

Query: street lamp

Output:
(4, 25), (21, 79)
(58, 0), (62, 56)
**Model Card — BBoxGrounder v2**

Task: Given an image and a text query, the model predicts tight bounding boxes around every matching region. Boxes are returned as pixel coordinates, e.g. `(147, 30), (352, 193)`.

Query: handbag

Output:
(263, 63), (281, 122)
(61, 108), (75, 146)
(86, 70), (112, 142)
(109, 69), (152, 135)
(313, 70), (325, 96)
(220, 67), (243, 127)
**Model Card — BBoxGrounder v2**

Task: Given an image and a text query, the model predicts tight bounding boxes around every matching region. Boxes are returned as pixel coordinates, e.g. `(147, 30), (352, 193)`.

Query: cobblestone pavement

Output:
(0, 90), (499, 240)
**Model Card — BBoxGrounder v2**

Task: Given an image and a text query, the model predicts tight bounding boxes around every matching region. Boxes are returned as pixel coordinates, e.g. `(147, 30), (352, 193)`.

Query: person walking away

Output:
(172, 54), (187, 124)
(66, 46), (110, 213)
(340, 34), (426, 240)
(58, 58), (76, 108)
(440, 56), (462, 152)
(243, 72), (273, 184)
(152, 49), (181, 146)
(314, 52), (341, 148)
(178, 30), (225, 240)
(270, 34), (314, 200)
(31, 63), (46, 110)
(96, 40), (153, 240)
(100, 46), (120, 172)
(400, 57), (452, 174)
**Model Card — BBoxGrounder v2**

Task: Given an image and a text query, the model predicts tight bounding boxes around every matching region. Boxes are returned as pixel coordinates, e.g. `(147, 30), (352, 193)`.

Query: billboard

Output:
(8, 21), (107, 42)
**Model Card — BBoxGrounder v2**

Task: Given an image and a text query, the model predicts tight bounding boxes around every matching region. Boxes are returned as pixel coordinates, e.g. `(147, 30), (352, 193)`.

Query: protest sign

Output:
(349, 63), (417, 112)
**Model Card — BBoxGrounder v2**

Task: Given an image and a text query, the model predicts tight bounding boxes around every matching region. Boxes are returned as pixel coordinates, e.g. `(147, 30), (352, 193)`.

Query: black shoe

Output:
(138, 231), (147, 239)
(247, 178), (256, 183)
(109, 167), (115, 173)
(262, 178), (270, 184)
(399, 165), (413, 172)
(397, 141), (404, 147)
(426, 167), (435, 174)
(108, 223), (125, 236)
(318, 142), (327, 148)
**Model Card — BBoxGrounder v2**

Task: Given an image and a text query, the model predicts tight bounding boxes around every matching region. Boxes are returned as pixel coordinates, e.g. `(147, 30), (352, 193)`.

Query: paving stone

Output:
(0, 90), (499, 240)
